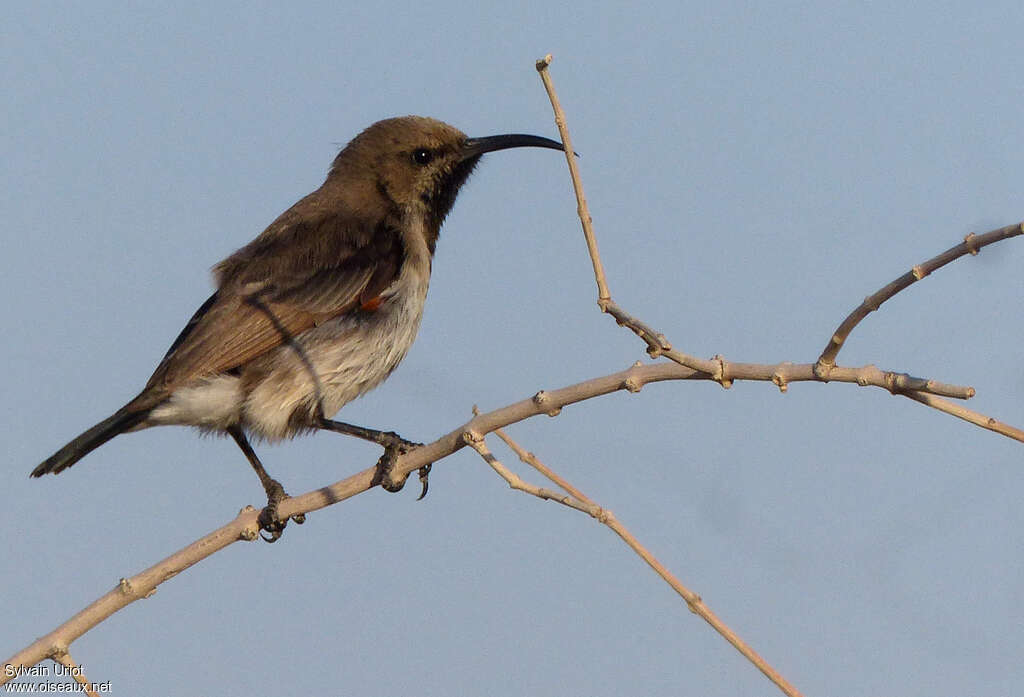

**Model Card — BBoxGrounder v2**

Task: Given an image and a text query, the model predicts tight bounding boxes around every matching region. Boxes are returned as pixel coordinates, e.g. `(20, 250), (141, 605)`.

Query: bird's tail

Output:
(31, 407), (150, 477)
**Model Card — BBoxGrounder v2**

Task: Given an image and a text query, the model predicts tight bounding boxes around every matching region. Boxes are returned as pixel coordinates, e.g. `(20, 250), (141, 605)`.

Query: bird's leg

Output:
(317, 417), (432, 498)
(228, 426), (305, 542)
(316, 417), (417, 448)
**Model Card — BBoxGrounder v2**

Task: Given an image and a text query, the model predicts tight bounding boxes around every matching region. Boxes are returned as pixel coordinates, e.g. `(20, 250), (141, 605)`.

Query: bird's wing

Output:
(143, 208), (402, 395)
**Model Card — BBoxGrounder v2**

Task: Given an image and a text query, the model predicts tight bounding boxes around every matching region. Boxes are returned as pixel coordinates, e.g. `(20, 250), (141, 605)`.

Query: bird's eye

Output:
(412, 148), (433, 165)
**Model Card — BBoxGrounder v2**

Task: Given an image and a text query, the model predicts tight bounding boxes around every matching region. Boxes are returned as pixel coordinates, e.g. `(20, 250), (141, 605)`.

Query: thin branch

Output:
(602, 300), (712, 375)
(53, 653), (99, 697)
(816, 223), (1024, 373)
(900, 391), (1024, 443)
(465, 432), (599, 516)
(492, 423), (591, 503)
(535, 56), (710, 375)
(536, 54), (610, 303)
(3, 510), (265, 679)
(470, 429), (804, 697)
(603, 302), (976, 398)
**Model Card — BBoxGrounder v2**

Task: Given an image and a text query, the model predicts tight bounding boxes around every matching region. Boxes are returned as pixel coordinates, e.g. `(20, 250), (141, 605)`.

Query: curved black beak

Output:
(461, 133), (565, 160)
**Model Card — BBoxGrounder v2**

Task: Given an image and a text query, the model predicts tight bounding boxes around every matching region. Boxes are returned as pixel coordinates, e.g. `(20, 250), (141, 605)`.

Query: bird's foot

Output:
(257, 478), (305, 543)
(374, 435), (433, 499)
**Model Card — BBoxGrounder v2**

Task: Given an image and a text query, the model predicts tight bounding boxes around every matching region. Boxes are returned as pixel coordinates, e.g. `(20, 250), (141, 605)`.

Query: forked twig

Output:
(470, 426), (805, 697)
(535, 54), (737, 378)
(535, 54), (1022, 442)
(816, 224), (1024, 374)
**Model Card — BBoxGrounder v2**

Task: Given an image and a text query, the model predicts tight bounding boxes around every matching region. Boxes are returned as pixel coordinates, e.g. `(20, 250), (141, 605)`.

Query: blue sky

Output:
(4, 3), (1024, 695)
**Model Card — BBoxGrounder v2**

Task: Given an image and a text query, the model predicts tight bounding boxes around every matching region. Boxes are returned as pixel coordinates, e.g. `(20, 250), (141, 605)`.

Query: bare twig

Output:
(465, 432), (599, 515)
(471, 428), (805, 697)
(535, 56), (713, 376)
(53, 653), (99, 697)
(492, 423), (591, 503)
(900, 391), (1024, 443)
(536, 54), (610, 304)
(815, 223), (1024, 374)
(602, 300), (713, 374)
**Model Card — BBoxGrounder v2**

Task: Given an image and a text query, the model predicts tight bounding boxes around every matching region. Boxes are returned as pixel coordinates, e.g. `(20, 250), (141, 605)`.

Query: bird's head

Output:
(330, 116), (564, 245)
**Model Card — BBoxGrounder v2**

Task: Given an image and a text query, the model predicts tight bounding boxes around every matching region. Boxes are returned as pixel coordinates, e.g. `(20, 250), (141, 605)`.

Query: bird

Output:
(31, 115), (565, 540)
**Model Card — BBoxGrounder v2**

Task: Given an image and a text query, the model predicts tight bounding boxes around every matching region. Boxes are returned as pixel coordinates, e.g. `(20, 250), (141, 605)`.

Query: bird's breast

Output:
(238, 260), (430, 440)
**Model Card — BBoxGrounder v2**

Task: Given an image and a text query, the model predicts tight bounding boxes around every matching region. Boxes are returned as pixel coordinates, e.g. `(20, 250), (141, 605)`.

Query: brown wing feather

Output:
(144, 201), (403, 395)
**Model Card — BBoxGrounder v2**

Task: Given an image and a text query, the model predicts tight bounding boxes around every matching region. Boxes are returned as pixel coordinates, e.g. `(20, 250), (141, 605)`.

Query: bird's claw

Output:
(257, 480), (304, 543)
(257, 505), (286, 542)
(376, 437), (432, 494)
(416, 463), (432, 500)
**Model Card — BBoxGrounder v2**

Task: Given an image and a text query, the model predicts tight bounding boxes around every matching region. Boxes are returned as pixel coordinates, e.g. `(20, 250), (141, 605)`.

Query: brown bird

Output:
(32, 116), (564, 540)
